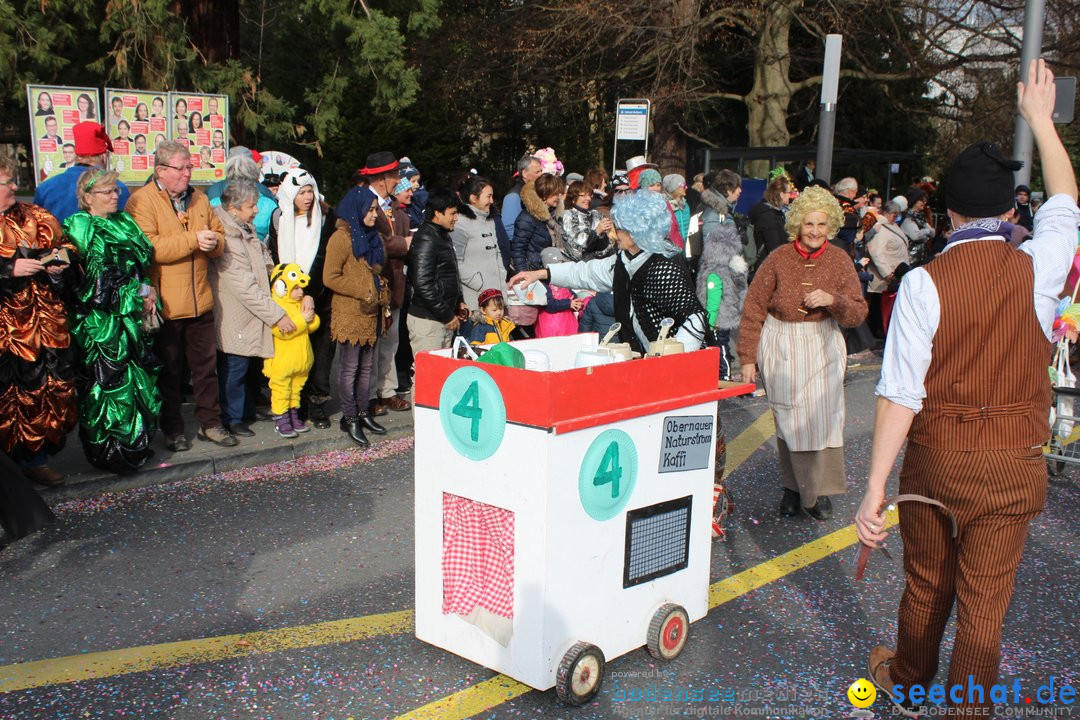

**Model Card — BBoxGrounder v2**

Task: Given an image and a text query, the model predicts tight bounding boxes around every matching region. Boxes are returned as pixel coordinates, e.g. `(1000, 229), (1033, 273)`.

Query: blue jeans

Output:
(218, 353), (254, 426)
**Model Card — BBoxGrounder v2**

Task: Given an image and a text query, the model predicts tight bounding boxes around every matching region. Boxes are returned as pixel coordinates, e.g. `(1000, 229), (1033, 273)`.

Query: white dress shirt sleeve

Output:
(548, 254), (617, 293)
(1020, 193), (1080, 339)
(876, 267), (939, 413)
(876, 194), (1080, 412)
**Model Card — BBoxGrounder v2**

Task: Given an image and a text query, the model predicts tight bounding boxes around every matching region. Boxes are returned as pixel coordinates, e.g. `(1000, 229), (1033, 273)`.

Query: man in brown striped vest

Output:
(856, 60), (1080, 717)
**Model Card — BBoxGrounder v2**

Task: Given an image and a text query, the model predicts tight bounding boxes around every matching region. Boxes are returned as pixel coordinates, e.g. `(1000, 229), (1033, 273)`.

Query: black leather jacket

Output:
(407, 220), (462, 323)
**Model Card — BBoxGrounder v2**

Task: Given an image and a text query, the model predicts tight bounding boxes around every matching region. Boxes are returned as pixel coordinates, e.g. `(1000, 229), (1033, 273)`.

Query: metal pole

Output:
(815, 106), (837, 185)
(815, 35), (843, 186)
(612, 115), (620, 180)
(1012, 0), (1046, 187)
(884, 162), (892, 201)
(643, 98), (651, 163)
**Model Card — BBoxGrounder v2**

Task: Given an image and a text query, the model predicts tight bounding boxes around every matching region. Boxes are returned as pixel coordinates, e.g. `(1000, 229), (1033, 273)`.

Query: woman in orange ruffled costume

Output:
(0, 155), (77, 486)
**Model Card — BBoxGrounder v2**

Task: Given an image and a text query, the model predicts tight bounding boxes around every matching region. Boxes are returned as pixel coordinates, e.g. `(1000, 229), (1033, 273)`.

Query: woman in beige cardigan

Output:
(211, 182), (295, 437)
(323, 187), (391, 447)
(864, 200), (910, 338)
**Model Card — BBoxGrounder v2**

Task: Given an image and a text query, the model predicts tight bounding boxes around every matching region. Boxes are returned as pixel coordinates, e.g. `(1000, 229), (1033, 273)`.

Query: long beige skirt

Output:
(759, 314), (848, 502)
(776, 439), (847, 507)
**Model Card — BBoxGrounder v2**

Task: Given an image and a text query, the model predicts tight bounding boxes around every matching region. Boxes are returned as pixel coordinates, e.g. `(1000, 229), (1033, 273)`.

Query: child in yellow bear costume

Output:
(265, 263), (320, 438)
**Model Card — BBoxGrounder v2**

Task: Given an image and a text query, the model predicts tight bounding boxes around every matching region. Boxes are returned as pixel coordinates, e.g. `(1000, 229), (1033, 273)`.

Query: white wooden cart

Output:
(414, 335), (742, 705)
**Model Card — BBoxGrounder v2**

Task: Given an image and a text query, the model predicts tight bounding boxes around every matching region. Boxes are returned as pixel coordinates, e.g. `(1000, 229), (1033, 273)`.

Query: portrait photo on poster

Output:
(26, 85), (102, 184)
(168, 92), (229, 184)
(105, 89), (175, 183)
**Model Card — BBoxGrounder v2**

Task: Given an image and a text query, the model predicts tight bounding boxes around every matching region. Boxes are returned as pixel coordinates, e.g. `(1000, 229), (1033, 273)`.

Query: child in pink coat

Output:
(534, 247), (588, 338)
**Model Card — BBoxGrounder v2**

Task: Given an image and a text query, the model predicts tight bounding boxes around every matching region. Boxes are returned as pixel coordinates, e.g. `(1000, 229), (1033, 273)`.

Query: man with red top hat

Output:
(856, 60), (1079, 717)
(33, 121), (130, 223)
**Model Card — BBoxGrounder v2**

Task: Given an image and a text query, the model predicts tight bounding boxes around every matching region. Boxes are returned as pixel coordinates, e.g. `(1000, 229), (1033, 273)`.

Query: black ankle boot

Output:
(309, 401), (330, 429)
(358, 411), (387, 435)
(804, 496), (833, 521)
(341, 415), (369, 446)
(780, 488), (801, 517)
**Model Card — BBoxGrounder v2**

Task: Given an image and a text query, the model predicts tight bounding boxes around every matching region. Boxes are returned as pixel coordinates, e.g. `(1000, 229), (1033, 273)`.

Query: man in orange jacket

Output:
(127, 140), (237, 451)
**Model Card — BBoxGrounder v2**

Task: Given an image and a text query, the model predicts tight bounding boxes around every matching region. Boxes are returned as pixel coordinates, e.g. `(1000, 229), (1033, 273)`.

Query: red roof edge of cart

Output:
(414, 348), (750, 434)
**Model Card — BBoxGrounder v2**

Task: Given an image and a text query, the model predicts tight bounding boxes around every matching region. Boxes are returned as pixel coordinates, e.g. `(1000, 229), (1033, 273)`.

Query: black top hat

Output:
(360, 151), (399, 176)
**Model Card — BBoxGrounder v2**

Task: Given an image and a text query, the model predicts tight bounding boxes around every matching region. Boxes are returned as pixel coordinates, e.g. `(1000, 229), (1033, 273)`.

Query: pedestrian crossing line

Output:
(0, 609), (414, 694)
(390, 412), (900, 720)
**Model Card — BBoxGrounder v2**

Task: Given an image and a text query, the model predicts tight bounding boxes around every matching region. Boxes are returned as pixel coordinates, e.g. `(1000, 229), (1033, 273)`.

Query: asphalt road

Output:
(1, 369), (1076, 720)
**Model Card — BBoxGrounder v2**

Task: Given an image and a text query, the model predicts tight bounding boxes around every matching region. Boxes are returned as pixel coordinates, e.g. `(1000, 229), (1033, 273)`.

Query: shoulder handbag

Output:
(142, 305), (164, 334)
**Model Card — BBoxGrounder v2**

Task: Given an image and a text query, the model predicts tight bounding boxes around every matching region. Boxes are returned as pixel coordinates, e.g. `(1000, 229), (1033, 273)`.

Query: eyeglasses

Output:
(160, 163), (194, 172)
(91, 188), (121, 196)
(0, 178), (17, 189)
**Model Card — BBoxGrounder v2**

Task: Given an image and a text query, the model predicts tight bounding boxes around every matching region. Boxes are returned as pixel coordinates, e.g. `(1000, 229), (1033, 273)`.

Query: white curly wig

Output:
(784, 185), (845, 241)
(611, 189), (678, 257)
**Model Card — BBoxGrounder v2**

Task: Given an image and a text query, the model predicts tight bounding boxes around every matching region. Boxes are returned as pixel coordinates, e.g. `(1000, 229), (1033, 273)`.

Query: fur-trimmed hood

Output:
(456, 202), (492, 221)
(520, 180), (553, 223)
(700, 188), (732, 215)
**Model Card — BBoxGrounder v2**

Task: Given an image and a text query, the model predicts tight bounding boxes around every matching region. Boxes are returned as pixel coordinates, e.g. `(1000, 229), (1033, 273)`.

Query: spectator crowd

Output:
(3, 62), (1076, 720)
(0, 122), (1053, 508)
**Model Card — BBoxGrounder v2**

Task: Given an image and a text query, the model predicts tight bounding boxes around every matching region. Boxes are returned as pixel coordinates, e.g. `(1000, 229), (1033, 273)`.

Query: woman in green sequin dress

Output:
(64, 169), (162, 473)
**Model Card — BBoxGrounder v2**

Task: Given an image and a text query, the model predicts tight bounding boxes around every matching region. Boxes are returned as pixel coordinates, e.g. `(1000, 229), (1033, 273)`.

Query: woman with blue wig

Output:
(323, 186), (391, 447)
(509, 189), (708, 353)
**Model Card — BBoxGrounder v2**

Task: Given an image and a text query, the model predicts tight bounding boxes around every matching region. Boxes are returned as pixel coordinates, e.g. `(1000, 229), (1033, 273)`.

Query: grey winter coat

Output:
(451, 203), (508, 311)
(695, 223), (748, 332)
(699, 188), (734, 246)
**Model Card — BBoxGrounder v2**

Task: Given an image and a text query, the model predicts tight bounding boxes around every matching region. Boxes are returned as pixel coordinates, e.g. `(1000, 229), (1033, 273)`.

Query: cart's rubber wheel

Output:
(556, 641), (605, 706)
(646, 603), (690, 661)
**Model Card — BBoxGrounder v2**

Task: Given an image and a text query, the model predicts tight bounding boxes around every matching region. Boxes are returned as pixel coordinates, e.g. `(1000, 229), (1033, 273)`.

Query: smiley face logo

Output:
(847, 678), (877, 708)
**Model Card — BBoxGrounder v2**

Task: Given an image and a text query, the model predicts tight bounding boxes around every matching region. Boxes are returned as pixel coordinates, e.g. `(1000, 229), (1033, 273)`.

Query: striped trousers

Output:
(892, 442), (1047, 707)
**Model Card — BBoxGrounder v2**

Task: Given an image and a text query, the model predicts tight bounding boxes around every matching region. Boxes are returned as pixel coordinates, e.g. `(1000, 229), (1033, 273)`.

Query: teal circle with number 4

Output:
(578, 429), (638, 521)
(439, 366), (506, 460)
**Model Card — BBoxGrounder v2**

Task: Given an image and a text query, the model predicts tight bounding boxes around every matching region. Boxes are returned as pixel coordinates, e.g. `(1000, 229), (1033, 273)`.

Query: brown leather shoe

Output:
(197, 426), (239, 447)
(383, 394), (411, 412)
(368, 400), (388, 417)
(23, 465), (65, 486)
(868, 645), (925, 717)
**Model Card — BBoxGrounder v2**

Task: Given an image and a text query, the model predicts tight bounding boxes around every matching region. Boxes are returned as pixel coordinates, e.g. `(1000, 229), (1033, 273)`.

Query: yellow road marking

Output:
(722, 409), (775, 474)
(0, 609), (413, 695)
(0, 409), (780, 696)
(393, 675), (534, 720)
(392, 508), (901, 720)
(3, 405), (884, 718)
(391, 409), (897, 720)
(710, 507), (899, 608)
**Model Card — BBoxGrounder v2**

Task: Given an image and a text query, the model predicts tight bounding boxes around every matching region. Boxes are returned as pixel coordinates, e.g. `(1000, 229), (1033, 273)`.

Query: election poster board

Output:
(104, 88), (172, 184)
(25, 85), (102, 183)
(168, 92), (229, 184)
